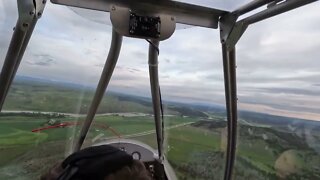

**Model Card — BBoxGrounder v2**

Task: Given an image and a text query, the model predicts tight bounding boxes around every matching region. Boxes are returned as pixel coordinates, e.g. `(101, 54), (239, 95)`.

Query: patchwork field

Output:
(0, 78), (319, 180)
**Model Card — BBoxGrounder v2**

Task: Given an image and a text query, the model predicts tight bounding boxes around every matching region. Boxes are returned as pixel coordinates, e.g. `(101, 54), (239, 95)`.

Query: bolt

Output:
(42, 0), (47, 4)
(37, 12), (42, 17)
(29, 11), (34, 15)
(23, 23), (29, 27)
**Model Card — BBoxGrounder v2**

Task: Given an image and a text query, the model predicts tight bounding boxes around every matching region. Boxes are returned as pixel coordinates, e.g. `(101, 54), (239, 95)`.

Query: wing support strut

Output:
(220, 44), (237, 180)
(219, 14), (238, 180)
(0, 0), (46, 111)
(219, 1), (319, 180)
(239, 0), (318, 25)
(73, 29), (123, 152)
(148, 40), (164, 161)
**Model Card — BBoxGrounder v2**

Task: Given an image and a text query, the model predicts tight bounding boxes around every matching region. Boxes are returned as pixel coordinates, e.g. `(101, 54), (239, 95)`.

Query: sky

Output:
(0, 0), (319, 121)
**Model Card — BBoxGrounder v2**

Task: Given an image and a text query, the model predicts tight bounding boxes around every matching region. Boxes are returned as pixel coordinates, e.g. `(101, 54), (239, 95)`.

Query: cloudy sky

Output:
(0, 0), (319, 121)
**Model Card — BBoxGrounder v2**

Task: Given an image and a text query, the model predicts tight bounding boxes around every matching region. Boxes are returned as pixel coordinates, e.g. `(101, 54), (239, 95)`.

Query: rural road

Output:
(1, 110), (158, 117)
(99, 121), (195, 141)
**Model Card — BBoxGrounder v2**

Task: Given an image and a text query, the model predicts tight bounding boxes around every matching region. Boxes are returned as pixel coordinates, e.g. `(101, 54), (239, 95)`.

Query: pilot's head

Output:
(41, 145), (151, 180)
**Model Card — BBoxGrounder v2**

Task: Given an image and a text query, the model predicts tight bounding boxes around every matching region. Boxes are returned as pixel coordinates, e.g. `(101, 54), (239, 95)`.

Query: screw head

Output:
(29, 11), (34, 15)
(37, 12), (42, 17)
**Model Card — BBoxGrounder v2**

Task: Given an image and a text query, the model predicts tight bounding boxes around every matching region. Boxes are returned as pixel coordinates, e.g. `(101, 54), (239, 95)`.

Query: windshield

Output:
(0, 1), (319, 180)
(234, 4), (320, 179)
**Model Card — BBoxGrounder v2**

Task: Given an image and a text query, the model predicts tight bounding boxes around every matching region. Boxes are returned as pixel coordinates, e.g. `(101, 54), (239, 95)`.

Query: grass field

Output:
(3, 80), (152, 114)
(0, 112), (223, 179)
(0, 79), (320, 180)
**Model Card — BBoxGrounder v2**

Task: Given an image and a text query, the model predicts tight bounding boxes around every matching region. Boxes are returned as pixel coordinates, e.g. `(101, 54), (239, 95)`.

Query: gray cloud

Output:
(164, 58), (171, 63)
(26, 59), (55, 66)
(254, 87), (320, 96)
(132, 51), (147, 59)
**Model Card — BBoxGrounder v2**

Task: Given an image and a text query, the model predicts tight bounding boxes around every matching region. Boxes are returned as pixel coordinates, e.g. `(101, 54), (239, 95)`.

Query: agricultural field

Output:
(0, 77), (320, 180)
(0, 113), (218, 179)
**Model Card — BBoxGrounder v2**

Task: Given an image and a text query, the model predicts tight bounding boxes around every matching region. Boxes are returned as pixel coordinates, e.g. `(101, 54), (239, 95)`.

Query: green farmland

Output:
(0, 78), (320, 180)
(0, 113), (222, 179)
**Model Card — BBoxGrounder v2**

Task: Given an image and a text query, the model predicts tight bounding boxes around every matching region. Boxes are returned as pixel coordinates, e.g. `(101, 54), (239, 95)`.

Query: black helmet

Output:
(58, 145), (133, 180)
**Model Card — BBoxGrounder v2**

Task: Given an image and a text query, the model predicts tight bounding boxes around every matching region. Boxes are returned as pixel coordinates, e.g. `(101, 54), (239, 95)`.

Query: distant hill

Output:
(10, 76), (320, 127)
(239, 110), (320, 127)
(4, 76), (210, 117)
(15, 75), (92, 90)
(4, 76), (152, 114)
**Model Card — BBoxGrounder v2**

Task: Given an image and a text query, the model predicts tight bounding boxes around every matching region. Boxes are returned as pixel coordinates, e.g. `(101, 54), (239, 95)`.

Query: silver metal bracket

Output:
(17, 0), (47, 31)
(17, 0), (35, 31)
(219, 13), (247, 50)
(34, 0), (47, 18)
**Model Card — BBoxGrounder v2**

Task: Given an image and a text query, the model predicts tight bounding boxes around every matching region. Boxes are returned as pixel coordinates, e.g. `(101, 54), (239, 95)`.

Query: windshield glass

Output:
(235, 3), (320, 179)
(0, 1), (320, 180)
(0, 1), (227, 179)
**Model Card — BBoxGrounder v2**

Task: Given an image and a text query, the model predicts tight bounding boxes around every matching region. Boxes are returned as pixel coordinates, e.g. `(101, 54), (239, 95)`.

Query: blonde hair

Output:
(40, 162), (63, 180)
(104, 160), (152, 180)
(41, 160), (151, 180)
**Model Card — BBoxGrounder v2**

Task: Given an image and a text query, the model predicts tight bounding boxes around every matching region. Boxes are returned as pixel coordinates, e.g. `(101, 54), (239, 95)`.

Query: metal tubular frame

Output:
(0, 0), (46, 110)
(219, 1), (318, 180)
(73, 29), (123, 152)
(148, 40), (164, 160)
(233, 0), (275, 16)
(221, 44), (237, 180)
(240, 0), (318, 25)
(0, 22), (30, 109)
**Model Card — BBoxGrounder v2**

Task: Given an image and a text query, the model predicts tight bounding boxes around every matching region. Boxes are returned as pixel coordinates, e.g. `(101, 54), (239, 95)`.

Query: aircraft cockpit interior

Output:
(0, 0), (319, 179)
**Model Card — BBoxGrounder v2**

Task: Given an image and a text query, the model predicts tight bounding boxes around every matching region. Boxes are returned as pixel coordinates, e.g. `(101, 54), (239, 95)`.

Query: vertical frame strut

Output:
(73, 29), (123, 152)
(218, 1), (319, 179)
(148, 40), (164, 160)
(0, 0), (46, 110)
(221, 44), (238, 180)
(219, 13), (240, 180)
